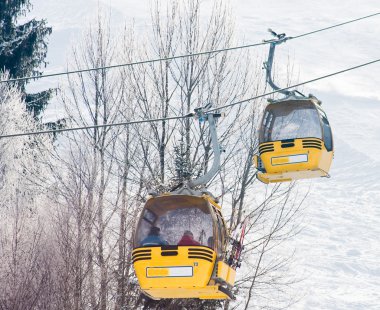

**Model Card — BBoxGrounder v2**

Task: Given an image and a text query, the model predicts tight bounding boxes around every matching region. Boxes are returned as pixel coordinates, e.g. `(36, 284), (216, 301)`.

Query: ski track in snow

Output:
(26, 1), (380, 309)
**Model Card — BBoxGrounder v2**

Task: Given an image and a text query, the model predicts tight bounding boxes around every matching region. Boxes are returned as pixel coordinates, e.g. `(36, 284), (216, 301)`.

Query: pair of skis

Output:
(227, 218), (247, 269)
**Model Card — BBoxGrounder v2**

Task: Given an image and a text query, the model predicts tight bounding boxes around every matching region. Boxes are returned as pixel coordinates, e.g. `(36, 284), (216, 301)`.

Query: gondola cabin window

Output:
(134, 199), (214, 248)
(260, 101), (322, 142)
(214, 209), (226, 257)
(317, 107), (333, 151)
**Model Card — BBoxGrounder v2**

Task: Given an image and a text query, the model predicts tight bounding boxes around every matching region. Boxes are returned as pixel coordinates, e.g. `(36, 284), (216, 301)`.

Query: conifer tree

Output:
(0, 0), (52, 117)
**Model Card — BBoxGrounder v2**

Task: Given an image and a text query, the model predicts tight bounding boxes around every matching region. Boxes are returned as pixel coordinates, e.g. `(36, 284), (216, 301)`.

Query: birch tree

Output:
(0, 74), (55, 309)
(46, 15), (145, 309)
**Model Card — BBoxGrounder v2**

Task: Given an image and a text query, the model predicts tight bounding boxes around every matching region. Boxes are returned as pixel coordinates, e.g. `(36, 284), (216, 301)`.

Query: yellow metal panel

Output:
(133, 246), (219, 299)
(226, 267), (236, 286)
(204, 195), (222, 210)
(216, 261), (236, 286)
(256, 138), (334, 183)
(143, 285), (230, 300)
(216, 261), (229, 281)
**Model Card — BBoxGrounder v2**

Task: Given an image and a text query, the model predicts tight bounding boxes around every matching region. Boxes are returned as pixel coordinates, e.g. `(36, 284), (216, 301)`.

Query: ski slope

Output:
(288, 92), (380, 309)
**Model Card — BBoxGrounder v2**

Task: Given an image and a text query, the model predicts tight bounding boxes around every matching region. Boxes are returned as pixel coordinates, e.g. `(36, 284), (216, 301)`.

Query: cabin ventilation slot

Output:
(188, 248), (214, 263)
(132, 249), (152, 263)
(259, 143), (274, 155)
(302, 139), (322, 150)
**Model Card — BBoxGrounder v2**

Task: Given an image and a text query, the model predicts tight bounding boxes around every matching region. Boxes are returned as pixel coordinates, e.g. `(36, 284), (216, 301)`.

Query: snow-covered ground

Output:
(26, 0), (380, 308)
(288, 91), (380, 309)
(294, 142), (380, 309)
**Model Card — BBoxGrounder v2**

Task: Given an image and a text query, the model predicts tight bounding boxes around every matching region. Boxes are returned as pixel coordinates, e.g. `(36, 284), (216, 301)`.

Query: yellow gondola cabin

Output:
(132, 191), (236, 300)
(254, 97), (333, 183)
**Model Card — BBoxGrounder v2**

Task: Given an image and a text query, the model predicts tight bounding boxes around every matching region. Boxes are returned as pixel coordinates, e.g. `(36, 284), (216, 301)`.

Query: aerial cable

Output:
(209, 57), (380, 112)
(0, 12), (378, 84)
(0, 42), (269, 84)
(291, 12), (380, 40)
(0, 57), (379, 140)
(0, 114), (193, 139)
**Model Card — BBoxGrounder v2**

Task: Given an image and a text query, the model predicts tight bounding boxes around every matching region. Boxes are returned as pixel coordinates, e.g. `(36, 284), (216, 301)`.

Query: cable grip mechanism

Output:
(189, 104), (222, 188)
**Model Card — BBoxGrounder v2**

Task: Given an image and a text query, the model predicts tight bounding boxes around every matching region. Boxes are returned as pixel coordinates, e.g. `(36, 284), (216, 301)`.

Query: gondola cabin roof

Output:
(144, 194), (212, 216)
(264, 98), (319, 115)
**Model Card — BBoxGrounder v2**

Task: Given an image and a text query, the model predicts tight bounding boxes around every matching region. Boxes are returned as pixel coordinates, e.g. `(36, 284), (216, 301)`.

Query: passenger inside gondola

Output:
(140, 226), (168, 246)
(261, 101), (322, 143)
(135, 203), (213, 247)
(178, 230), (201, 246)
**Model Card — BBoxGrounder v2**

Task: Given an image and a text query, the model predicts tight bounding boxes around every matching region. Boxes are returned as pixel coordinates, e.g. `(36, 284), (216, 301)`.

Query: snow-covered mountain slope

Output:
(293, 135), (380, 309)
(235, 0), (380, 100)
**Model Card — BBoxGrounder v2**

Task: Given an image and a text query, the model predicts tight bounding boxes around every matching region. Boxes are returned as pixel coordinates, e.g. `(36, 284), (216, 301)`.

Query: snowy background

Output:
(26, 0), (380, 309)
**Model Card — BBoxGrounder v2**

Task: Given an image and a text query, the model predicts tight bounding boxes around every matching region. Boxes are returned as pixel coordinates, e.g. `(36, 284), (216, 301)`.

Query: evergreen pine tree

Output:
(174, 140), (191, 184)
(0, 0), (52, 118)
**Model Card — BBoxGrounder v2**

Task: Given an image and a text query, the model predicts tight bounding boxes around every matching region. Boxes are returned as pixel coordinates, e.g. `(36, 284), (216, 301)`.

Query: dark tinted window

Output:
(135, 205), (213, 247)
(214, 210), (226, 257)
(260, 101), (322, 142)
(321, 114), (333, 151)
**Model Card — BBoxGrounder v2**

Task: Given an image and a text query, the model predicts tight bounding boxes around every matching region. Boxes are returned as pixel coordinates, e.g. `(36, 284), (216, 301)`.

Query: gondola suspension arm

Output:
(264, 29), (295, 97)
(189, 107), (222, 188)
